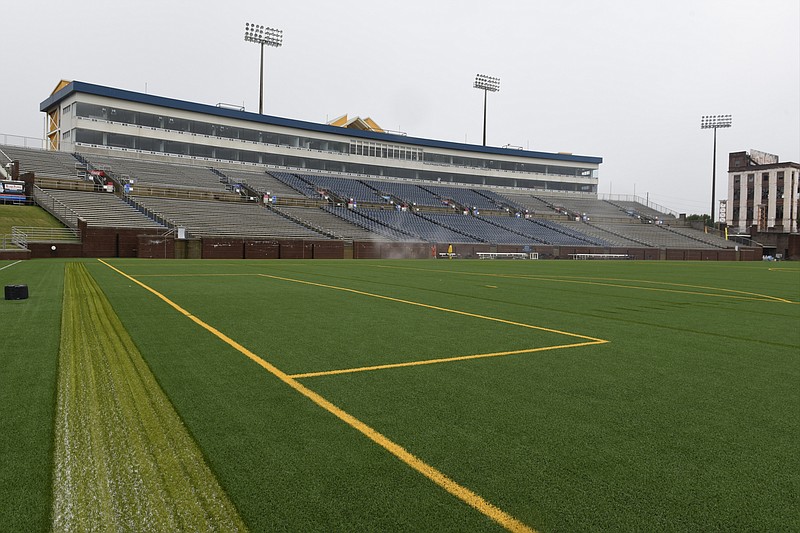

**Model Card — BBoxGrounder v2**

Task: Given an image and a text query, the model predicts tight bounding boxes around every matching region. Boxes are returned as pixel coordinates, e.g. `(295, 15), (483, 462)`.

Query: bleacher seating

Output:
(532, 218), (611, 245)
(610, 201), (678, 221)
(321, 207), (418, 241)
(541, 197), (629, 219)
(482, 216), (609, 246)
(559, 220), (644, 246)
(4, 146), (743, 251)
(297, 174), (384, 204)
(276, 206), (399, 241)
(269, 172), (320, 197)
(476, 189), (528, 213)
(362, 179), (444, 207)
(38, 189), (166, 228)
(422, 185), (497, 211)
(80, 153), (228, 191)
(420, 213), (528, 244)
(217, 169), (304, 198)
(590, 222), (731, 248)
(360, 209), (479, 243)
(0, 144), (85, 180)
(492, 190), (562, 214)
(659, 226), (731, 248)
(130, 196), (326, 238)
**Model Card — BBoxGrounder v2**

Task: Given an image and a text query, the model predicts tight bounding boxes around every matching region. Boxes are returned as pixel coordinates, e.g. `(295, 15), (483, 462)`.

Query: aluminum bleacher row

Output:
(422, 185), (499, 212)
(609, 200), (677, 221)
(321, 207), (420, 241)
(544, 196), (631, 219)
(1, 145), (85, 180)
(82, 153), (228, 191)
(36, 188), (166, 228)
(1, 144), (739, 249)
(129, 196), (326, 239)
(419, 213), (522, 244)
(663, 226), (731, 248)
(268, 172), (533, 212)
(559, 220), (644, 246)
(362, 179), (443, 207)
(296, 174), (382, 204)
(590, 223), (729, 248)
(275, 206), (400, 241)
(478, 189), (528, 213)
(482, 216), (611, 246)
(216, 169), (304, 199)
(357, 209), (478, 243)
(493, 190), (561, 214)
(269, 172), (320, 198)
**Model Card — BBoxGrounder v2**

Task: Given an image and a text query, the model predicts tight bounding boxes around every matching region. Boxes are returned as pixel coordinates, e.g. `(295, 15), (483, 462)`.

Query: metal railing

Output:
(1, 234), (24, 249)
(32, 186), (80, 228)
(11, 226), (81, 249)
(122, 195), (177, 230)
(598, 194), (679, 218)
(727, 234), (760, 248)
(0, 133), (46, 149)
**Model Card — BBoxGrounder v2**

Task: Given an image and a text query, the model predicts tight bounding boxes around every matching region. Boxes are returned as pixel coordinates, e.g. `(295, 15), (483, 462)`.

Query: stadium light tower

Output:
(474, 74), (500, 146)
(700, 114), (732, 227)
(244, 22), (283, 114)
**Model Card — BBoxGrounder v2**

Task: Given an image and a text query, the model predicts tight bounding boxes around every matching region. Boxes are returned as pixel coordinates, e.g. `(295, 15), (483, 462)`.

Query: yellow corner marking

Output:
(97, 260), (535, 533)
(257, 273), (605, 343)
(289, 340), (607, 379)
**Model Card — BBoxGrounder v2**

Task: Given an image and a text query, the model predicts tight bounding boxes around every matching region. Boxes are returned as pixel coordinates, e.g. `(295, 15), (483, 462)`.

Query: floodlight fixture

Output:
(244, 22), (283, 114)
(700, 114), (733, 227)
(700, 114), (732, 129)
(474, 74), (501, 146)
(474, 74), (501, 93)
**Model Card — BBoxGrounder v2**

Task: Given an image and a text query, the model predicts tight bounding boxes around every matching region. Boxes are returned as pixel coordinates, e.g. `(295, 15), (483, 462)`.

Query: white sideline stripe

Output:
(0, 260), (23, 272)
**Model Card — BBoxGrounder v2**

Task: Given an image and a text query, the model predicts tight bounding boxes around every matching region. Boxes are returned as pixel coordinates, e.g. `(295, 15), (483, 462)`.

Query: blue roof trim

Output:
(41, 81), (603, 165)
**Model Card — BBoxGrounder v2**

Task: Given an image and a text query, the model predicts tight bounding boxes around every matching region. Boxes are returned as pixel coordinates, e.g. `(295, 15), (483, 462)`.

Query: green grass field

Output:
(0, 205), (65, 235)
(2, 258), (798, 531)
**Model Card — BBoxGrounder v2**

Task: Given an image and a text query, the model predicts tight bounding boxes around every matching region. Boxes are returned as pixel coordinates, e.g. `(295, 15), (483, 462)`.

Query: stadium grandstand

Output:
(0, 80), (768, 260)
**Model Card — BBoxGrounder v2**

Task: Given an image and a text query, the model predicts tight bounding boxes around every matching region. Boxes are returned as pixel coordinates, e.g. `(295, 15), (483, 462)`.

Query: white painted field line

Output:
(0, 260), (23, 272)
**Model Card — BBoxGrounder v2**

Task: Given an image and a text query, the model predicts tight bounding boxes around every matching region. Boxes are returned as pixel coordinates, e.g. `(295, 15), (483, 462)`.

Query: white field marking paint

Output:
(0, 260), (23, 272)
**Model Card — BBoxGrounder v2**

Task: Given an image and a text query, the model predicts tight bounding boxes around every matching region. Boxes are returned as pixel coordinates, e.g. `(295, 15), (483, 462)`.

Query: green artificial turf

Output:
(52, 263), (246, 531)
(0, 259), (62, 531)
(89, 259), (799, 532)
(89, 259), (506, 532)
(5, 258), (798, 532)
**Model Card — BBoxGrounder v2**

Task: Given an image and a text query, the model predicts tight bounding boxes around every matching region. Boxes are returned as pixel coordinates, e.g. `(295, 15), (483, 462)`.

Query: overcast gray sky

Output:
(3, 0), (798, 215)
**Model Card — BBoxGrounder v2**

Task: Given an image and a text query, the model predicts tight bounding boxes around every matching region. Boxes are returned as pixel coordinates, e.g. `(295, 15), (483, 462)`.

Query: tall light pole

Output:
(474, 74), (500, 146)
(700, 114), (732, 227)
(244, 23), (283, 114)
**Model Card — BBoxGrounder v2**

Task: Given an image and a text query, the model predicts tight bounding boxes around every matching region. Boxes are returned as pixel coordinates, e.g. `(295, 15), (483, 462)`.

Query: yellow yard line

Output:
(256, 273), (605, 342)
(135, 273), (255, 277)
(371, 264), (798, 304)
(289, 340), (606, 379)
(537, 274), (798, 304)
(98, 260), (536, 533)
